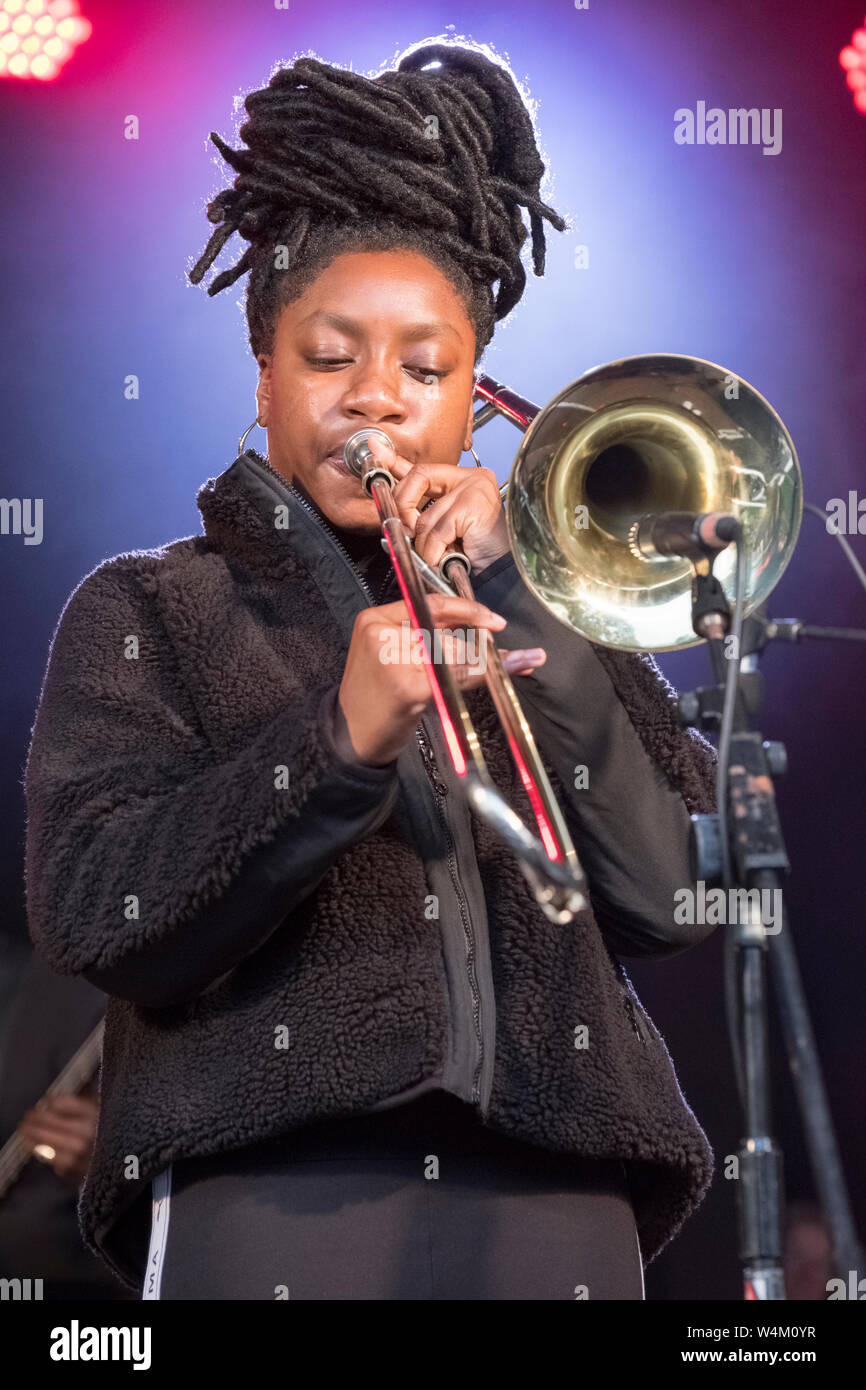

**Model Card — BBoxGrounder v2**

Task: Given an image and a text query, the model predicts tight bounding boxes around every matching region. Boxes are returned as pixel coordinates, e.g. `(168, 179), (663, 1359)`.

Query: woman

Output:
(23, 40), (718, 1300)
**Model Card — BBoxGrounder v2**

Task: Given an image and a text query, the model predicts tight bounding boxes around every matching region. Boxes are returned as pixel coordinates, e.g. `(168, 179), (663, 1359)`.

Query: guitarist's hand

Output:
(17, 1091), (99, 1189)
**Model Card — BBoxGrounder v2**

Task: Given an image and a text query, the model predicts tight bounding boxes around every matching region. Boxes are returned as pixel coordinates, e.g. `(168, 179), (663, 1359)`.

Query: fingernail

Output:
(486, 611), (507, 628)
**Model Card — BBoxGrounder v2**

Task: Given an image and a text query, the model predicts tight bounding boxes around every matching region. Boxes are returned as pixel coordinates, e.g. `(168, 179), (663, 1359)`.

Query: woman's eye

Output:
(306, 358), (447, 381)
(407, 366), (447, 382)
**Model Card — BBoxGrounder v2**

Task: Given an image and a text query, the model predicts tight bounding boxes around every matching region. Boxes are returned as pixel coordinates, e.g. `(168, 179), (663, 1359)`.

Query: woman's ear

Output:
(256, 354), (272, 426)
(463, 393), (475, 452)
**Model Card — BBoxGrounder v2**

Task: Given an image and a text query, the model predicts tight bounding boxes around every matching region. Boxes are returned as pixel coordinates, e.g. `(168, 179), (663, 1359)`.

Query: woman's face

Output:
(255, 248), (478, 531)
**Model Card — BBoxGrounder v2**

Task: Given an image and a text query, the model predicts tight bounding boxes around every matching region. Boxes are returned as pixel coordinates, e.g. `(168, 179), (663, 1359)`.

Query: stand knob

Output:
(690, 812), (723, 883)
(763, 740), (787, 778)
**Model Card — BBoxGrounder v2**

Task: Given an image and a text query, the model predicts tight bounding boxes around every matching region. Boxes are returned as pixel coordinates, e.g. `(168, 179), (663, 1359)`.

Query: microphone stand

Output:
(680, 580), (865, 1301)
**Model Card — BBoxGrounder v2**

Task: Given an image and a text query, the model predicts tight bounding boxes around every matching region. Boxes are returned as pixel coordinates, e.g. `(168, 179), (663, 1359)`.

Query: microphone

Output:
(628, 511), (740, 563)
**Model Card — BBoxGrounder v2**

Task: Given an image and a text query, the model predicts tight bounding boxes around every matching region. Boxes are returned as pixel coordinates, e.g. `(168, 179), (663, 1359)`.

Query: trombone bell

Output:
(480, 355), (802, 652)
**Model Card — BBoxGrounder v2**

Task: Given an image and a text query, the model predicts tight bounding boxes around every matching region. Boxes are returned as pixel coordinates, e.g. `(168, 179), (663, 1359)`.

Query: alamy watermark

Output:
(825, 491), (866, 535)
(379, 621), (485, 671)
(675, 102), (782, 156)
(49, 1322), (151, 1369)
(674, 880), (783, 933)
(0, 498), (42, 545)
(1, 1276), (43, 1299)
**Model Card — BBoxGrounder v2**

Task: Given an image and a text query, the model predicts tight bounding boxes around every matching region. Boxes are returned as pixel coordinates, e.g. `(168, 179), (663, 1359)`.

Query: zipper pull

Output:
(417, 729), (449, 796)
(623, 993), (645, 1043)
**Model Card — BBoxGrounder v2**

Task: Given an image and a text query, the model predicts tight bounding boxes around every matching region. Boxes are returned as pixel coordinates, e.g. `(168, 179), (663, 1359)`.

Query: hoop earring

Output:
(464, 443), (483, 468)
(237, 415), (268, 458)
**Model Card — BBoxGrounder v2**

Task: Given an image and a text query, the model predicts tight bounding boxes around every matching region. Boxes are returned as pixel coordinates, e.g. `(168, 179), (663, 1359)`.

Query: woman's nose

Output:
(340, 363), (407, 422)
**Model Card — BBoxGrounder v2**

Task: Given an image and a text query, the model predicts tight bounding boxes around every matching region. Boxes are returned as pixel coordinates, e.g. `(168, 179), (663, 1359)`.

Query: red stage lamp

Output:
(840, 19), (866, 114)
(0, 0), (90, 80)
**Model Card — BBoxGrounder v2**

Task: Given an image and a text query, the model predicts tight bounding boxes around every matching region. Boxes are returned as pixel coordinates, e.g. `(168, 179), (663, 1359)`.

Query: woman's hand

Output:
(338, 592), (545, 765)
(365, 434), (510, 573)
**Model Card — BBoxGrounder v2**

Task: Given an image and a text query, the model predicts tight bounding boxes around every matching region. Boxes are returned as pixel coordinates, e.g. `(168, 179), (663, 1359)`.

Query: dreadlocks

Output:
(188, 40), (567, 362)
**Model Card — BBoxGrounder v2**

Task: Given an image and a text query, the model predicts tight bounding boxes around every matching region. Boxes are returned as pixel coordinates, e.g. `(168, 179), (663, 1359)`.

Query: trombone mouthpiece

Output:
(343, 428), (396, 477)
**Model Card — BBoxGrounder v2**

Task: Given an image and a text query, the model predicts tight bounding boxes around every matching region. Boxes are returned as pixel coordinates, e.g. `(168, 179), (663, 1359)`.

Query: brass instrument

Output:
(344, 353), (802, 923)
(476, 354), (801, 651)
(344, 427), (588, 925)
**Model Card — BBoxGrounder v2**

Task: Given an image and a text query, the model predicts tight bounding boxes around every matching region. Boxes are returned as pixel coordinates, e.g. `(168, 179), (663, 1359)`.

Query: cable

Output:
(803, 501), (866, 597)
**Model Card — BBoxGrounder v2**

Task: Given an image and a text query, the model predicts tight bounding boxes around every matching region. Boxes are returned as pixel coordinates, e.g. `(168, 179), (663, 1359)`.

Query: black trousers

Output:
(144, 1091), (645, 1300)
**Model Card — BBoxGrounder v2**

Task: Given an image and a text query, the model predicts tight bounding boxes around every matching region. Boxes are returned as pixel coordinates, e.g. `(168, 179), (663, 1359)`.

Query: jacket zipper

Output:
(608, 950), (645, 1044)
(251, 452), (487, 1104)
(622, 988), (645, 1043)
(416, 725), (485, 1105)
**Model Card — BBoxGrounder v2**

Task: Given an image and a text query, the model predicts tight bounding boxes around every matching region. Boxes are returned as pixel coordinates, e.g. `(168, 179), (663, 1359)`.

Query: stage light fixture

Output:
(0, 0), (90, 81)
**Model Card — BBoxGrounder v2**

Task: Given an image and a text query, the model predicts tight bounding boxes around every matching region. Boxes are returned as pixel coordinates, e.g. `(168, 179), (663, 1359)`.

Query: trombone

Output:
(344, 353), (802, 924)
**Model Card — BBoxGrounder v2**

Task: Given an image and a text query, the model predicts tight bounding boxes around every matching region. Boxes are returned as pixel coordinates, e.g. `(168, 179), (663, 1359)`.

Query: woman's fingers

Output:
(501, 647), (547, 674)
(448, 646), (547, 690)
(375, 596), (547, 680)
(378, 593), (506, 632)
(364, 436), (457, 505)
(18, 1096), (98, 1146)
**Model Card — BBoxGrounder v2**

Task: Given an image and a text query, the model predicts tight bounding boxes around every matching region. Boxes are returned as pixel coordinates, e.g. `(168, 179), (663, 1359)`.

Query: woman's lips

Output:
(323, 453), (354, 477)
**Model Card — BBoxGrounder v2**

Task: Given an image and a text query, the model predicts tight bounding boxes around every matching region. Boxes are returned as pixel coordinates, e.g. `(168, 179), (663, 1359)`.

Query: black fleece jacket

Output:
(23, 448), (718, 1291)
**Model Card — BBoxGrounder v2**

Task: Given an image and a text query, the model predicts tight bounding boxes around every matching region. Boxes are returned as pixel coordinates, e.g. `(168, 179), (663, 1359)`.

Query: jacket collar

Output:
(196, 447), (384, 635)
(196, 449), (310, 569)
